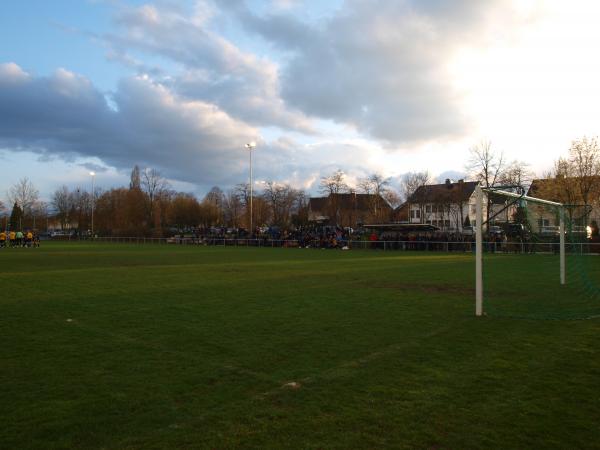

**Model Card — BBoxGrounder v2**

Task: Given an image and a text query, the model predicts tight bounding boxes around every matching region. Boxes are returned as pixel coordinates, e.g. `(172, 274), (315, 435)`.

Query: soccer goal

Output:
(474, 184), (566, 317)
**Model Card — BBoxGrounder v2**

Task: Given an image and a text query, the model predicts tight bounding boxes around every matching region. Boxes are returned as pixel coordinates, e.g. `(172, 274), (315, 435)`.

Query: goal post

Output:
(475, 185), (566, 317)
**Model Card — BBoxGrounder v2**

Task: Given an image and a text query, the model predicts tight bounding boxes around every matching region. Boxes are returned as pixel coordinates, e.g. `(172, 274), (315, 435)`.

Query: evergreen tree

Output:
(513, 206), (530, 230)
(9, 202), (23, 230)
(130, 165), (141, 190)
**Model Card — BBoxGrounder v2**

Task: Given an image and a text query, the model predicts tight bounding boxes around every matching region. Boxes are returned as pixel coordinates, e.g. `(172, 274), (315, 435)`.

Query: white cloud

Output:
(0, 62), (30, 83)
(106, 2), (315, 133)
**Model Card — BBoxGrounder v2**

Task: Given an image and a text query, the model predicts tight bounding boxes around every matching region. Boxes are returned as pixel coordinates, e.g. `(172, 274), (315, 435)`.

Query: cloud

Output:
(0, 63), (390, 194)
(0, 63), (261, 189)
(103, 2), (315, 133)
(78, 162), (110, 174)
(234, 0), (541, 144)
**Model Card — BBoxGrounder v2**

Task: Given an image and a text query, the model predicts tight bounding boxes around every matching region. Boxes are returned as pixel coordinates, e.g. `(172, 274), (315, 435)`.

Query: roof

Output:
(528, 178), (558, 201)
(528, 177), (594, 204)
(308, 197), (328, 211)
(363, 223), (440, 232)
(309, 193), (392, 212)
(408, 181), (478, 204)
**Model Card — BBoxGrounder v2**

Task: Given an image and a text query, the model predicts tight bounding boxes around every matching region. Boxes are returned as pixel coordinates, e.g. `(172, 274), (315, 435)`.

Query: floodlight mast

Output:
(90, 171), (96, 239)
(475, 186), (566, 317)
(245, 142), (256, 236)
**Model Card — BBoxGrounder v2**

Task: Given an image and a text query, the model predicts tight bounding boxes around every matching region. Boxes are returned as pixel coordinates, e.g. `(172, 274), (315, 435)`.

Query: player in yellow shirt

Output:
(0, 231), (6, 248)
(25, 231), (33, 247)
(9, 230), (16, 247)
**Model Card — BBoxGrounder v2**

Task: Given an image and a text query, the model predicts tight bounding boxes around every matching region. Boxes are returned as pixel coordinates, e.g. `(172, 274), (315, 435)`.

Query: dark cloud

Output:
(0, 63), (260, 190)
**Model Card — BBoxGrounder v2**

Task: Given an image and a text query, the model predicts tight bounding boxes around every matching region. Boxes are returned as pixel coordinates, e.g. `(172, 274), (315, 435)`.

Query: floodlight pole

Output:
(245, 142), (256, 236)
(560, 206), (565, 285)
(90, 172), (96, 240)
(475, 184), (483, 316)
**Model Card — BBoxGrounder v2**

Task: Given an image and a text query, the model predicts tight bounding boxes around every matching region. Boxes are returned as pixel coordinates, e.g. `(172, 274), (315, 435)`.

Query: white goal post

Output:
(475, 185), (566, 316)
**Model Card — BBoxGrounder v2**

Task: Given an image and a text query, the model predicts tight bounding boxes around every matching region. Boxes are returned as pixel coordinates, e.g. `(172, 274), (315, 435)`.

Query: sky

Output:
(1, 0), (600, 203)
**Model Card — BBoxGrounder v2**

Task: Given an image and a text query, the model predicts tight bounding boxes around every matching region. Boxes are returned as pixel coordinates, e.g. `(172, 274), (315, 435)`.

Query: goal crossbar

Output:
(475, 185), (566, 316)
(482, 187), (563, 207)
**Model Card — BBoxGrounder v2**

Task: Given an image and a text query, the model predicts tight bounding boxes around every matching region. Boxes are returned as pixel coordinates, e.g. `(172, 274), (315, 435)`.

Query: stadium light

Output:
(245, 142), (257, 236)
(90, 171), (95, 239)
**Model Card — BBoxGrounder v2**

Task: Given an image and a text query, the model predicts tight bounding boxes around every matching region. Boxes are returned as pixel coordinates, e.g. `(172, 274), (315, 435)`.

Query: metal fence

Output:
(63, 236), (600, 254)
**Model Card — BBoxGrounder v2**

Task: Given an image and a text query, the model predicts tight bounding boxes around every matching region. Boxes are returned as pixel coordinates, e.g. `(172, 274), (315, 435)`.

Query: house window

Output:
(426, 205), (432, 213)
(445, 220), (450, 228)
(538, 218), (550, 227)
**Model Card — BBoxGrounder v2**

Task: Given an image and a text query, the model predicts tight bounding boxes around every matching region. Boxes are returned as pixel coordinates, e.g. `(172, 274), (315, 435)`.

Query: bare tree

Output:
(537, 137), (600, 226)
(500, 160), (533, 189)
(320, 170), (349, 225)
(401, 171), (431, 224)
(204, 186), (225, 225)
(495, 161), (534, 223)
(69, 188), (91, 233)
(52, 185), (72, 229)
(31, 201), (48, 230)
(222, 189), (243, 228)
(467, 140), (505, 187)
(358, 174), (389, 195)
(357, 173), (391, 220)
(383, 190), (401, 209)
(141, 168), (169, 225)
(319, 169), (349, 195)
(568, 136), (600, 207)
(8, 177), (39, 217)
(400, 172), (430, 202)
(234, 183), (250, 227)
(262, 181), (303, 227)
(467, 140), (506, 225)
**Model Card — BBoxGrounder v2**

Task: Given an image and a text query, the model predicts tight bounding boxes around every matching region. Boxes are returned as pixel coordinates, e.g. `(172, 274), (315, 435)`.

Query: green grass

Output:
(1, 243), (599, 449)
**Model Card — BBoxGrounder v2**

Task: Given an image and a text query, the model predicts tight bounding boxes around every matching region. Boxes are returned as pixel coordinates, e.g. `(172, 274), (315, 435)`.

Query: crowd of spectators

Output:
(172, 226), (483, 250)
(168, 225), (583, 254)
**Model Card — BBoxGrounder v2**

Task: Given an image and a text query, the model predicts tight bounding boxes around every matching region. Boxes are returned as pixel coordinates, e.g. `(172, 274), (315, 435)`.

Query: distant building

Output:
(528, 177), (600, 233)
(308, 193), (393, 227)
(407, 180), (479, 231)
(392, 202), (410, 223)
(406, 180), (526, 232)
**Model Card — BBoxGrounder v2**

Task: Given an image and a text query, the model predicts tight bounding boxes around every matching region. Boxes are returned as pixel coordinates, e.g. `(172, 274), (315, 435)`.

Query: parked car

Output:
(462, 226), (474, 236)
(488, 225), (504, 237)
(507, 223), (530, 239)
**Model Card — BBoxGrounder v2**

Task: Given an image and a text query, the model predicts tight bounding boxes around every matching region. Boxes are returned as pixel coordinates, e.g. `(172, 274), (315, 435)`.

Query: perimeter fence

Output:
(61, 236), (600, 254)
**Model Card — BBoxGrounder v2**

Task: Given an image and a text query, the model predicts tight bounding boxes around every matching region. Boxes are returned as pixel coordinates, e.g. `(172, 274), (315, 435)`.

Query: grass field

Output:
(1, 243), (600, 449)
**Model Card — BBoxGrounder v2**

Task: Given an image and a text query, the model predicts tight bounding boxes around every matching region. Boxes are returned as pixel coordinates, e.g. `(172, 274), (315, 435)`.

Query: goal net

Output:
(475, 185), (600, 320)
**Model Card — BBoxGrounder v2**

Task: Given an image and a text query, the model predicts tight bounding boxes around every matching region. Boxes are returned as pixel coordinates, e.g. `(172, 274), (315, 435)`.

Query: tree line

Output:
(1, 136), (598, 235)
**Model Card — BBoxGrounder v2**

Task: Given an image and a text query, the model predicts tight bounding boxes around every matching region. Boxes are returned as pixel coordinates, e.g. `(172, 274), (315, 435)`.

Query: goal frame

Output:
(475, 185), (565, 316)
